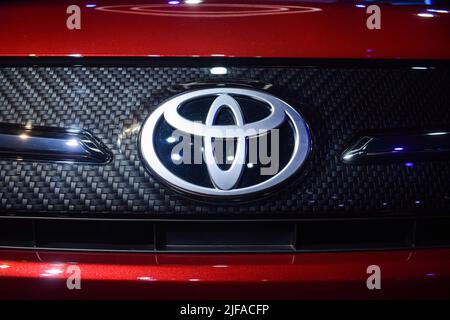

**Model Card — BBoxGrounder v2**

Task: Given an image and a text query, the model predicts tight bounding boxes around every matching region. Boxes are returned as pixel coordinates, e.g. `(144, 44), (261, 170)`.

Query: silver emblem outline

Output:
(139, 87), (311, 197)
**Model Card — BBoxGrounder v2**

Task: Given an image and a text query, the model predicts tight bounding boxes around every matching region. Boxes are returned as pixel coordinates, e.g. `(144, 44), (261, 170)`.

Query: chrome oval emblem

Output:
(139, 88), (311, 197)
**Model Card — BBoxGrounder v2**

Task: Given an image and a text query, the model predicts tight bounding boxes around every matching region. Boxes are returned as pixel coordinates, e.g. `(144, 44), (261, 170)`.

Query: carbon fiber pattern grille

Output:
(0, 65), (449, 217)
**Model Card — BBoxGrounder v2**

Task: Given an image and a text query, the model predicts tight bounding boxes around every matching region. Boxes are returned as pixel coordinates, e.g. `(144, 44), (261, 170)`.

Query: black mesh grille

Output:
(0, 64), (449, 217)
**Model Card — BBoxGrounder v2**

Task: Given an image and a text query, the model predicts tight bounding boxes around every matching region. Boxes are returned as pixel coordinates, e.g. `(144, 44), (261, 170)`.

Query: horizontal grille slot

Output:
(296, 220), (415, 251)
(416, 218), (450, 247)
(0, 219), (33, 247)
(155, 222), (295, 251)
(34, 220), (155, 251)
(0, 216), (449, 253)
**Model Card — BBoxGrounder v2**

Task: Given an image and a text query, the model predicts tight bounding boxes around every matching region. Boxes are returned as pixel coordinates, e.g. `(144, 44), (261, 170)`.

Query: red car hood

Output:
(0, 0), (449, 59)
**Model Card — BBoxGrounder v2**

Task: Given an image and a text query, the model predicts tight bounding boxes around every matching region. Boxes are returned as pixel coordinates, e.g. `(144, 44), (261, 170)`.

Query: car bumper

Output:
(1, 248), (449, 299)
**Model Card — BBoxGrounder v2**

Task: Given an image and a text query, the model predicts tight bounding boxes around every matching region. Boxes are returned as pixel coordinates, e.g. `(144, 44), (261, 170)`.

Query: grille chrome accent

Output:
(341, 130), (450, 164)
(0, 123), (112, 164)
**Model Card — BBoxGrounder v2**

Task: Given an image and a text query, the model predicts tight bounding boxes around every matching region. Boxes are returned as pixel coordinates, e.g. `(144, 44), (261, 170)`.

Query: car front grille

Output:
(0, 58), (449, 252)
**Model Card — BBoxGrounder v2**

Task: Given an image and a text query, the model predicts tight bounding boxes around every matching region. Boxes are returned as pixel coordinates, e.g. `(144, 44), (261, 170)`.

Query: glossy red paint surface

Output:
(1, 249), (450, 299)
(0, 1), (449, 59)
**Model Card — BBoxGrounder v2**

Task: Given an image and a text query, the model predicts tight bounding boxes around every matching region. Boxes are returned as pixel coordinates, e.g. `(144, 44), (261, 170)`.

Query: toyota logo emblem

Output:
(139, 87), (311, 198)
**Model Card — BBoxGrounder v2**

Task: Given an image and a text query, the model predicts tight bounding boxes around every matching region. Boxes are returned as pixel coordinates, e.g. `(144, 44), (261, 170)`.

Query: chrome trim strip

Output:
(341, 130), (450, 164)
(0, 123), (112, 164)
